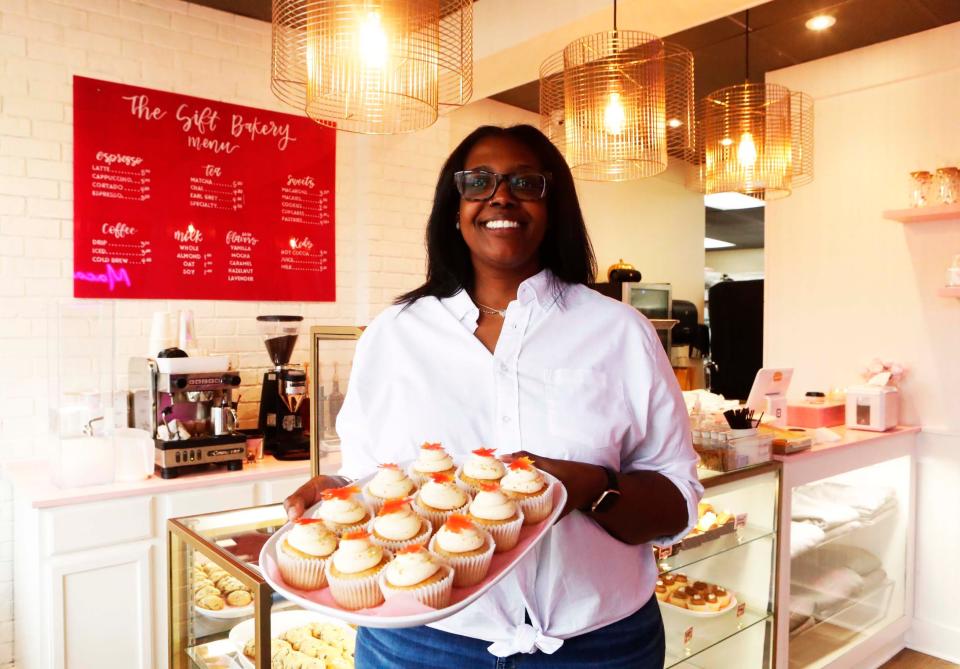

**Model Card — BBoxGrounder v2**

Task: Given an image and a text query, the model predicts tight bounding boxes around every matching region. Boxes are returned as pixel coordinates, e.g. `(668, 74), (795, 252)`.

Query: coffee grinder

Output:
(256, 315), (310, 460)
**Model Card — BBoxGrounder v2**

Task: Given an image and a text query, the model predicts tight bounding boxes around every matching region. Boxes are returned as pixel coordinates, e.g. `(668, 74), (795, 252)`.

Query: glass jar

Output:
(935, 166), (960, 205)
(908, 170), (934, 207)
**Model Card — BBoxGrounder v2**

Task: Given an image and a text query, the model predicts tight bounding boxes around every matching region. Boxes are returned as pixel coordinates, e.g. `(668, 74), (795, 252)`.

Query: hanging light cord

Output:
(744, 9), (750, 82)
(613, 0), (618, 31)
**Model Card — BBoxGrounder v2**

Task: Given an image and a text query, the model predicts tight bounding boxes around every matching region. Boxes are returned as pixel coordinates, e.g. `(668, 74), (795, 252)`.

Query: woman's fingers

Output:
(284, 477), (322, 521)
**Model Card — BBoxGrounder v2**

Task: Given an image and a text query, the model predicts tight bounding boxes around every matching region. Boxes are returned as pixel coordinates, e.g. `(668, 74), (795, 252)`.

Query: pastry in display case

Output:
(655, 462), (780, 668)
(168, 504), (357, 669)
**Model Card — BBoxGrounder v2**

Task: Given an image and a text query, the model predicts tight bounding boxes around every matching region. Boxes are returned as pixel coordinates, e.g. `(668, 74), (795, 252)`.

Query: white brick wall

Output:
(0, 1), (503, 665)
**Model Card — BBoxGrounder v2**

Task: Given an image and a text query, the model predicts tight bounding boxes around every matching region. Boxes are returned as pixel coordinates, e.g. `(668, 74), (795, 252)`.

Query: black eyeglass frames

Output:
(453, 170), (551, 202)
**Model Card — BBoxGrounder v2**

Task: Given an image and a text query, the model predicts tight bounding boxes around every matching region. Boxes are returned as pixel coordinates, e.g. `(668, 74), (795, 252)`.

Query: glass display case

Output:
(168, 504), (357, 669)
(658, 462), (781, 669)
(783, 454), (911, 668)
(308, 326), (363, 479)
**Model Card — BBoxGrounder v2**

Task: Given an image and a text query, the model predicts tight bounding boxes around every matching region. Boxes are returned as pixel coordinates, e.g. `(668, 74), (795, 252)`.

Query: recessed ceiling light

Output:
(805, 15), (836, 31)
(705, 237), (736, 249)
(719, 137), (734, 146)
(667, 118), (683, 128)
(704, 192), (766, 210)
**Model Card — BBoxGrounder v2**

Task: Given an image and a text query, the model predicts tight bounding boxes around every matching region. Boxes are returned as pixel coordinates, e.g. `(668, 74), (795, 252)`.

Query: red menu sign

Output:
(72, 76), (336, 301)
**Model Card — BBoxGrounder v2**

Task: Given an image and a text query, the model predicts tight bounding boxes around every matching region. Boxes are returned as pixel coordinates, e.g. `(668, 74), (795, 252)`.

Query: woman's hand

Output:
(283, 475), (351, 521)
(505, 450), (606, 519)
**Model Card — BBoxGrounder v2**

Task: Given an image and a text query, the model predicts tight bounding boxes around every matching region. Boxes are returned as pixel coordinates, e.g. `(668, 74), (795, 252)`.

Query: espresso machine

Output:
(256, 315), (311, 460)
(128, 357), (245, 478)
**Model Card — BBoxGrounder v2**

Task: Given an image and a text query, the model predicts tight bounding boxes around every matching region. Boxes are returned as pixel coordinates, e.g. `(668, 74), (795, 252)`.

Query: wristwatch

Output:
(583, 466), (621, 514)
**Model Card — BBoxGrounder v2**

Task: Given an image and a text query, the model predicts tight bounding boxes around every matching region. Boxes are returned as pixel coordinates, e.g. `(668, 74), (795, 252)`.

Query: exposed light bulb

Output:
(667, 118), (683, 128)
(719, 137), (733, 147)
(737, 131), (757, 168)
(805, 15), (836, 31)
(358, 11), (388, 69)
(603, 92), (626, 135)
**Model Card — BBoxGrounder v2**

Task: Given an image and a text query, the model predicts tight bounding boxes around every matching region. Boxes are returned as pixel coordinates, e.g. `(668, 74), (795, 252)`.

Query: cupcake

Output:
(655, 579), (669, 602)
(688, 593), (708, 612)
(428, 514), (495, 587)
(314, 485), (371, 536)
(363, 463), (417, 515)
(661, 573), (678, 594)
(369, 497), (432, 552)
(277, 518), (339, 590)
(456, 447), (506, 491)
(669, 586), (690, 609)
(674, 573), (689, 589)
(413, 472), (470, 529)
(467, 482), (524, 553)
(705, 593), (721, 612)
(325, 530), (391, 610)
(378, 544), (454, 609)
(714, 586), (731, 608)
(499, 456), (553, 524)
(409, 442), (456, 485)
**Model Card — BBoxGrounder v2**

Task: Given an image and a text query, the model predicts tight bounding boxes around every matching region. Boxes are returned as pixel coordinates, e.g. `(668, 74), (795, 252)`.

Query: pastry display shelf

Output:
(882, 202), (960, 223)
(186, 638), (245, 669)
(658, 525), (775, 575)
(665, 606), (773, 668)
(937, 286), (960, 298)
(799, 505), (898, 556)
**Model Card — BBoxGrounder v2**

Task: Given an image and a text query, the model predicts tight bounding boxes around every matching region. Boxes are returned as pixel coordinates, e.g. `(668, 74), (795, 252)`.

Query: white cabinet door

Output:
(256, 476), (308, 506)
(48, 542), (153, 669)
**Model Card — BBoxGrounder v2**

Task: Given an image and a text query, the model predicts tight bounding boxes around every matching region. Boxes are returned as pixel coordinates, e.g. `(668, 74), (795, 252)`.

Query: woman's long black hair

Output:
(395, 124), (597, 305)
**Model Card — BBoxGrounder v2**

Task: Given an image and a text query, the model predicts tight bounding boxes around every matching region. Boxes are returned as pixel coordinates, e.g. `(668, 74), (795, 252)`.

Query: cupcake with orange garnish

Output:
(408, 442), (456, 485)
(499, 456), (553, 525)
(413, 472), (470, 530)
(428, 514), (495, 587)
(378, 544), (454, 608)
(456, 447), (506, 491)
(314, 485), (371, 536)
(277, 518), (338, 590)
(467, 482), (524, 553)
(325, 529), (391, 610)
(368, 497), (432, 552)
(363, 463), (418, 515)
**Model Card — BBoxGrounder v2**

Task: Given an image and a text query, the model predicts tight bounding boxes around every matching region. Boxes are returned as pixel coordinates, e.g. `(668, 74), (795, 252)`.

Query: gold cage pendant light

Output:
(695, 11), (813, 199)
(539, 1), (695, 182)
(271, 0), (473, 134)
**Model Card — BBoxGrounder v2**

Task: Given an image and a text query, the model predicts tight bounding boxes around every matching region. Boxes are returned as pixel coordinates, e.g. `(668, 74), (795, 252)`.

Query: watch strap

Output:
(581, 466), (621, 514)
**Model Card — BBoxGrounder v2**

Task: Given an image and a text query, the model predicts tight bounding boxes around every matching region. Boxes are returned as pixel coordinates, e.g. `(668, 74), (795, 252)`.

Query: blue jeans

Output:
(355, 594), (665, 668)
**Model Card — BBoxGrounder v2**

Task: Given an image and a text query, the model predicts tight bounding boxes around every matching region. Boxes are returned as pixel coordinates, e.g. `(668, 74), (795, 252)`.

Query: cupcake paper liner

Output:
(427, 529), (495, 587)
(454, 465), (504, 493)
(510, 483), (554, 525)
(276, 539), (329, 590)
(379, 564), (454, 609)
(367, 517), (433, 553)
(472, 509), (525, 553)
(412, 493), (470, 532)
(362, 481), (419, 516)
(324, 551), (392, 611)
(316, 501), (373, 537)
(407, 464), (457, 487)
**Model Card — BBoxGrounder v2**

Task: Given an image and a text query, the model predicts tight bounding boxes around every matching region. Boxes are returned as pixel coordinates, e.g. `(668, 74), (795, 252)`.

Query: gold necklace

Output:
(475, 301), (507, 318)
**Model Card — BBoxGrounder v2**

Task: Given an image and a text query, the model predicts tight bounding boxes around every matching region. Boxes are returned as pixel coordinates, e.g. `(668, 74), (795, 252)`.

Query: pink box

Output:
(787, 402), (845, 428)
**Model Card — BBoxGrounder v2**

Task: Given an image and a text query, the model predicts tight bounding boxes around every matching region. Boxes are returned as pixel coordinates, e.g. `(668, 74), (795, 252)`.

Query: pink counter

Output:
(772, 425), (920, 463)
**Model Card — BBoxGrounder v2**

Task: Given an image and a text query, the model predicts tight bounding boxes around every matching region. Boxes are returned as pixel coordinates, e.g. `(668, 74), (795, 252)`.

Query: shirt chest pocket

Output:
(544, 368), (615, 448)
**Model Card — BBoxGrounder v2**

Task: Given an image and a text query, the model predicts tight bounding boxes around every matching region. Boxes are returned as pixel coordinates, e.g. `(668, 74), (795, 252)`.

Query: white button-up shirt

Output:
(337, 269), (702, 657)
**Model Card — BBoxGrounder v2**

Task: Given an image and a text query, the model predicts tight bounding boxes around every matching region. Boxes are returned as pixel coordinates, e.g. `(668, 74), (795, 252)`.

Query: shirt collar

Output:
(438, 268), (567, 325)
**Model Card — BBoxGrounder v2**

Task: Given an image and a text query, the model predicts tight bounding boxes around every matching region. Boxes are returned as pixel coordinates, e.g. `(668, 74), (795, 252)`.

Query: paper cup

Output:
(276, 538), (329, 590)
(509, 483), (554, 525)
(379, 565), (454, 609)
(427, 529), (495, 587)
(454, 464), (505, 493)
(367, 517), (433, 553)
(325, 552), (392, 611)
(471, 509), (525, 553)
(412, 493), (470, 532)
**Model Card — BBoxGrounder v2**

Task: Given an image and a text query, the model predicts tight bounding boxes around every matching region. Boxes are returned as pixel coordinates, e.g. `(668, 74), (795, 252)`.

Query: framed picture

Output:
(309, 326), (364, 479)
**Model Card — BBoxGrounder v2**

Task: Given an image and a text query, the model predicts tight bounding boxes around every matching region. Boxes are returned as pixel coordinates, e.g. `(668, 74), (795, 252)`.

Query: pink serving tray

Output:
(260, 465), (566, 628)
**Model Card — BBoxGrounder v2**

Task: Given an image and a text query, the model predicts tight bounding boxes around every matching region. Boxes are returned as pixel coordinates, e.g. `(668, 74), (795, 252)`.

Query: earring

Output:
(455, 217), (460, 230)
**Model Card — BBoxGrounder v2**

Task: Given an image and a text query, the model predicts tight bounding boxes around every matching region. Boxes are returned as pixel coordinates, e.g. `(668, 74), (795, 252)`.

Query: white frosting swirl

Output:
(469, 489), (517, 521)
(500, 467), (546, 495)
(419, 480), (467, 510)
(463, 454), (506, 480)
(384, 549), (441, 587)
(286, 523), (337, 557)
(372, 506), (423, 541)
(435, 523), (485, 553)
(316, 497), (367, 525)
(414, 447), (454, 473)
(331, 535), (384, 574)
(368, 467), (415, 499)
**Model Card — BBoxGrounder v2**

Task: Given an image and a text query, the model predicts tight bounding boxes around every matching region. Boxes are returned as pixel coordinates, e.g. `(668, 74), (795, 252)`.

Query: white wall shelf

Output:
(883, 203), (960, 223)
(937, 287), (960, 298)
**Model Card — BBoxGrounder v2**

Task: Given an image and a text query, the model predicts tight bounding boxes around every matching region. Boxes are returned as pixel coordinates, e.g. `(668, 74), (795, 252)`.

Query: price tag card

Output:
(656, 545), (673, 560)
(737, 602), (746, 618)
(683, 626), (694, 645)
(734, 513), (748, 529)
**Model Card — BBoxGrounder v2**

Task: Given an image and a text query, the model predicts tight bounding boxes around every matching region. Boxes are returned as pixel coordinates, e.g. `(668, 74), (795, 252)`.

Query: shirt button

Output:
(512, 323), (518, 329)
(500, 362), (509, 373)
(502, 415), (511, 424)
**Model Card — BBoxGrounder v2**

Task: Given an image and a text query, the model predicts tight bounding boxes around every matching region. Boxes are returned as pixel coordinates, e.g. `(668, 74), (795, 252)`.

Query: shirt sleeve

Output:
(334, 323), (382, 480)
(619, 314), (703, 548)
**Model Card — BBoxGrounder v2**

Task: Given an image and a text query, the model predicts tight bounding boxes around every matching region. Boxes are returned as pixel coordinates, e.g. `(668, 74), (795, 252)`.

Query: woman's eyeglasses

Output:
(454, 170), (551, 202)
